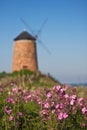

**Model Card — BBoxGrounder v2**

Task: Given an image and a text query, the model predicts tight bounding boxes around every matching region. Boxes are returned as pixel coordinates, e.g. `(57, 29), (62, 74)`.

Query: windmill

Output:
(12, 18), (51, 72)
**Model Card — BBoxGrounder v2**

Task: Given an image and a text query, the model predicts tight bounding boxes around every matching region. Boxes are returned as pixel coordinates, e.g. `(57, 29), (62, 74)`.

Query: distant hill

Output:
(69, 83), (87, 87)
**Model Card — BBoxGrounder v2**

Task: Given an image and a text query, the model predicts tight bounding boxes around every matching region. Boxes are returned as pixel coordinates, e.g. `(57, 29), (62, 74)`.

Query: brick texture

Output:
(12, 40), (38, 72)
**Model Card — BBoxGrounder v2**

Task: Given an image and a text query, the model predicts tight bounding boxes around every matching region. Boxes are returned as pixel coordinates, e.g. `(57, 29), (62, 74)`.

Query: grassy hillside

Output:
(0, 70), (61, 89)
(0, 70), (87, 98)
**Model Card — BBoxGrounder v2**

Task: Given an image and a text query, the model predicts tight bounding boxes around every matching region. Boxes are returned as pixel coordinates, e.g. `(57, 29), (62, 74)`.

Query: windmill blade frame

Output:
(20, 18), (51, 54)
(36, 18), (48, 37)
(37, 38), (51, 54)
(20, 18), (34, 35)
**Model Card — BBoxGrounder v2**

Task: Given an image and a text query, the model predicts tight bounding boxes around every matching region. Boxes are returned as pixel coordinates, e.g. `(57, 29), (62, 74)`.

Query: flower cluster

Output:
(32, 85), (87, 129)
(1, 84), (87, 129)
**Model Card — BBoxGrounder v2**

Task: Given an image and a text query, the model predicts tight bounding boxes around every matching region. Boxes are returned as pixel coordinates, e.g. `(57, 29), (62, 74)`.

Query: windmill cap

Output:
(14, 31), (36, 41)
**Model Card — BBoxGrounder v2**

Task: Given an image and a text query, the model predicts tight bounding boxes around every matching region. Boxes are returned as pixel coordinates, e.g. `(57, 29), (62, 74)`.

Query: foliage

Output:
(0, 80), (87, 130)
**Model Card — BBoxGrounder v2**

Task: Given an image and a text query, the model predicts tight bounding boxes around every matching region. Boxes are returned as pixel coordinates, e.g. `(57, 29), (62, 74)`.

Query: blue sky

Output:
(0, 0), (87, 83)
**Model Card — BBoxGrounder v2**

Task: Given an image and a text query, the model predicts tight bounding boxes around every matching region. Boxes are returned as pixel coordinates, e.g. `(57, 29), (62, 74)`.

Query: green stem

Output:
(61, 119), (66, 130)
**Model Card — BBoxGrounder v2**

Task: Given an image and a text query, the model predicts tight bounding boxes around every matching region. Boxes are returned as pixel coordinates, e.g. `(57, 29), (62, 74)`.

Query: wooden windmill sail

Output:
(12, 31), (38, 72)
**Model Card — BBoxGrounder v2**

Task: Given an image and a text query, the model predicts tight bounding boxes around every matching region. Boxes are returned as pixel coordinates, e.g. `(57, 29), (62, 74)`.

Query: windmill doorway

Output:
(22, 66), (28, 70)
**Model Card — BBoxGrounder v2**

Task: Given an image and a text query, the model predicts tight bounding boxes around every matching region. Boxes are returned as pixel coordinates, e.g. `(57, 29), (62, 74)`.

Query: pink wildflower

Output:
(52, 109), (55, 114)
(70, 95), (77, 100)
(56, 104), (60, 109)
(53, 85), (61, 92)
(70, 95), (77, 105)
(9, 115), (14, 121)
(18, 112), (22, 116)
(24, 93), (32, 102)
(26, 94), (31, 100)
(70, 99), (75, 105)
(58, 112), (63, 120)
(4, 106), (12, 115)
(51, 101), (55, 106)
(41, 109), (47, 115)
(10, 82), (14, 86)
(82, 107), (87, 114)
(60, 88), (65, 93)
(37, 98), (42, 105)
(45, 116), (50, 120)
(63, 112), (68, 119)
(77, 98), (83, 106)
(64, 93), (69, 99)
(12, 87), (18, 94)
(44, 102), (50, 109)
(7, 97), (14, 103)
(59, 103), (64, 109)
(46, 92), (52, 98)
(58, 112), (68, 120)
(56, 103), (64, 109)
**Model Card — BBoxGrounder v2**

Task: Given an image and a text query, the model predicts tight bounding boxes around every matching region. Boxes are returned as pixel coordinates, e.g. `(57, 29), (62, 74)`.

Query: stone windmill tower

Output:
(12, 31), (38, 72)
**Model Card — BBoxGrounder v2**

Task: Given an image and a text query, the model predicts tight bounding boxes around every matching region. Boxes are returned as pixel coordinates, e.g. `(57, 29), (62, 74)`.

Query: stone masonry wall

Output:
(12, 40), (38, 72)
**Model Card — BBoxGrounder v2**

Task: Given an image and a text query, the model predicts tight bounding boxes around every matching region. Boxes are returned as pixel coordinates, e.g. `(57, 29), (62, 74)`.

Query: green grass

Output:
(0, 70), (61, 88)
